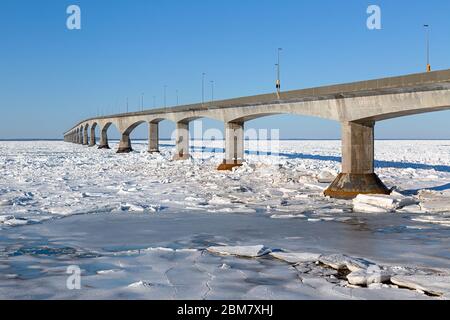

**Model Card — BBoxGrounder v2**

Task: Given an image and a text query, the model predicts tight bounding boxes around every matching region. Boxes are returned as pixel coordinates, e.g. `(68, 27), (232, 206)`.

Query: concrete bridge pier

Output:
(89, 127), (96, 147)
(148, 122), (160, 153)
(98, 127), (110, 149)
(83, 128), (89, 145)
(324, 121), (391, 199)
(117, 133), (133, 153)
(78, 130), (82, 144)
(218, 122), (244, 170)
(173, 121), (190, 160)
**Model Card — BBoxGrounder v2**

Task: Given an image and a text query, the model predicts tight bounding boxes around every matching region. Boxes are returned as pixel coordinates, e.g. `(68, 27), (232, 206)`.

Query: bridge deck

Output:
(67, 69), (450, 132)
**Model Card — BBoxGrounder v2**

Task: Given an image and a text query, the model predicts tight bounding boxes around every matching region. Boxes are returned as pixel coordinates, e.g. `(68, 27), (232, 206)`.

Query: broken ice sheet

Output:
(2, 140), (450, 299)
(269, 251), (322, 264)
(353, 193), (417, 213)
(390, 275), (450, 297)
(207, 245), (272, 258)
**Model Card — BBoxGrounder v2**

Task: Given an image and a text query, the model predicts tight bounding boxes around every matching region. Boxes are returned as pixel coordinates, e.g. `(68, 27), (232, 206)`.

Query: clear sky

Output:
(1, 0), (450, 139)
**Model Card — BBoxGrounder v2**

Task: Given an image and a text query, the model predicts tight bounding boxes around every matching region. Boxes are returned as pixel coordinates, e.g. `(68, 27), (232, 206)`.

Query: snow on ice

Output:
(1, 140), (450, 299)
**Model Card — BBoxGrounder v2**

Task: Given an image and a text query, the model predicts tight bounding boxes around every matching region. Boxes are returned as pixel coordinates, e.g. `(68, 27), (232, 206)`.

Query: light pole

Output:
(424, 25), (431, 72)
(176, 89), (179, 106)
(141, 93), (144, 111)
(202, 73), (206, 105)
(164, 85), (167, 107)
(210, 80), (214, 103)
(276, 48), (282, 98)
(126, 97), (129, 113)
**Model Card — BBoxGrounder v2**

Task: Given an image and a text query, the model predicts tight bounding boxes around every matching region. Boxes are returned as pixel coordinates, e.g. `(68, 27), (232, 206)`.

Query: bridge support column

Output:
(117, 133), (132, 153)
(148, 122), (159, 153)
(89, 129), (96, 147)
(324, 121), (390, 200)
(98, 129), (110, 149)
(83, 130), (89, 145)
(173, 121), (190, 160)
(218, 122), (244, 170)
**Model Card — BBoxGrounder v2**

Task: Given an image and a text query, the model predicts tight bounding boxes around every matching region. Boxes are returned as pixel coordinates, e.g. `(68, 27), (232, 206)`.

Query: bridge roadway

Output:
(64, 69), (450, 199)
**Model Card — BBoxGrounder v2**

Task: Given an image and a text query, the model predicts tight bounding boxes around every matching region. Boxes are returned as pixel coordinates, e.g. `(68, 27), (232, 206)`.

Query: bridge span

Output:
(64, 69), (450, 199)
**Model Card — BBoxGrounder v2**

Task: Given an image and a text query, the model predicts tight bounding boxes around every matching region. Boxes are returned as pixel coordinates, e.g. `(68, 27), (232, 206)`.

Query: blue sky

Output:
(1, 0), (450, 139)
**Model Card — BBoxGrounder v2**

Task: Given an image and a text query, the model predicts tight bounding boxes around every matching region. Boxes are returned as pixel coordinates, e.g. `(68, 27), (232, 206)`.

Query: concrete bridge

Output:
(64, 69), (450, 199)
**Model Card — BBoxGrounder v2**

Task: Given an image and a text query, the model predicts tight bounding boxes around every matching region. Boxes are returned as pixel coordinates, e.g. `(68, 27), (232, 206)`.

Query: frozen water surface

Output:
(0, 140), (450, 299)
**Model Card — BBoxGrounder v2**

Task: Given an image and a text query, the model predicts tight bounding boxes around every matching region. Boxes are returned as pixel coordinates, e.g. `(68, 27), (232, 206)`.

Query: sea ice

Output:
(1, 140), (450, 300)
(353, 193), (417, 213)
(418, 191), (450, 213)
(0, 215), (14, 223)
(269, 251), (322, 264)
(3, 217), (28, 226)
(207, 245), (271, 258)
(390, 275), (450, 297)
(317, 170), (337, 183)
(347, 265), (391, 286)
(319, 254), (372, 272)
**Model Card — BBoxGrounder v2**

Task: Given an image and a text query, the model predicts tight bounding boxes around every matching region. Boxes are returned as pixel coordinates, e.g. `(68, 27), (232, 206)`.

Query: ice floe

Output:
(2, 140), (450, 299)
(319, 254), (372, 272)
(269, 251), (322, 264)
(391, 275), (450, 297)
(347, 265), (391, 286)
(411, 215), (450, 227)
(317, 170), (337, 183)
(353, 193), (417, 213)
(418, 190), (450, 213)
(0, 216), (29, 226)
(207, 245), (271, 258)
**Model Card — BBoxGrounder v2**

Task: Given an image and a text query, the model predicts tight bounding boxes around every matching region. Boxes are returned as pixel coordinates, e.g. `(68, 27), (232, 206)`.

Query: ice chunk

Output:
(391, 275), (450, 297)
(415, 190), (450, 213)
(411, 215), (450, 227)
(270, 252), (322, 264)
(353, 202), (392, 213)
(0, 199), (13, 207)
(46, 207), (77, 216)
(353, 194), (417, 213)
(208, 195), (232, 205)
(207, 245), (271, 258)
(270, 214), (307, 219)
(118, 203), (164, 213)
(0, 215), (14, 223)
(347, 265), (391, 286)
(127, 281), (153, 288)
(396, 205), (423, 213)
(319, 254), (372, 272)
(97, 269), (121, 275)
(3, 218), (28, 226)
(420, 200), (450, 213)
(317, 170), (336, 183)
(184, 196), (208, 205)
(119, 203), (145, 212)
